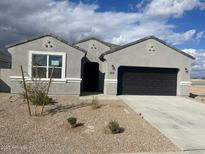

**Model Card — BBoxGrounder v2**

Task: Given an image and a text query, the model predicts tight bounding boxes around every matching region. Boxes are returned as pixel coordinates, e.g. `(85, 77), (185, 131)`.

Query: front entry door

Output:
(83, 62), (99, 92)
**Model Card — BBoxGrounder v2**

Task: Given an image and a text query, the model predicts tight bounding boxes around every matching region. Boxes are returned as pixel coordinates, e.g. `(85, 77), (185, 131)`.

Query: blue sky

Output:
(69, 0), (205, 49)
(0, 0), (205, 77)
(168, 8), (205, 49)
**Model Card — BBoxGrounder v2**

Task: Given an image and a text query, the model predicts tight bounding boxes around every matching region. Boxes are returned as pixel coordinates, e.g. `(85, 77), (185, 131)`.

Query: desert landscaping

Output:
(0, 80), (205, 153)
(0, 93), (179, 154)
(190, 79), (205, 103)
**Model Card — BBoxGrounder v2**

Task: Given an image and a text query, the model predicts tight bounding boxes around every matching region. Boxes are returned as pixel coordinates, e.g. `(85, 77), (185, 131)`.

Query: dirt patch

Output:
(190, 84), (205, 103)
(191, 86), (205, 96)
(0, 93), (179, 153)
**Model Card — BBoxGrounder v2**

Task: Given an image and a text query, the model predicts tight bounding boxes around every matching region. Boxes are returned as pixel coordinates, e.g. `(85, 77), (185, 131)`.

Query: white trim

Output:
(9, 76), (82, 83)
(10, 76), (29, 80)
(10, 76), (66, 83)
(105, 79), (117, 83)
(180, 81), (192, 86)
(29, 50), (66, 79)
(66, 78), (82, 83)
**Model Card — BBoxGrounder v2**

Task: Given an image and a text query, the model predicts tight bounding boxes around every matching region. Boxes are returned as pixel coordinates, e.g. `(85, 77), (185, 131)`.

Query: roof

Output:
(75, 37), (120, 50)
(0, 51), (10, 62)
(6, 33), (87, 54)
(100, 36), (195, 60)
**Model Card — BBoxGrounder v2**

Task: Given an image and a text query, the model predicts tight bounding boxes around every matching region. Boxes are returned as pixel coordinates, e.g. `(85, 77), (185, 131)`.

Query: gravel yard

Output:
(191, 86), (205, 96)
(0, 93), (179, 153)
(190, 85), (205, 103)
(190, 79), (205, 103)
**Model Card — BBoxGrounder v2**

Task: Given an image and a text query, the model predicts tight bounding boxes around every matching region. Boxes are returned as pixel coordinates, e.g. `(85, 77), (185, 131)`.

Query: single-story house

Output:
(1, 33), (194, 96)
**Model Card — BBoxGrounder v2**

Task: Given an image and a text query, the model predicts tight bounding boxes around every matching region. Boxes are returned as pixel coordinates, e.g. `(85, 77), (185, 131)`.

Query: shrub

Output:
(91, 97), (101, 109)
(67, 117), (77, 128)
(108, 120), (121, 134)
(29, 89), (55, 106)
(20, 80), (55, 106)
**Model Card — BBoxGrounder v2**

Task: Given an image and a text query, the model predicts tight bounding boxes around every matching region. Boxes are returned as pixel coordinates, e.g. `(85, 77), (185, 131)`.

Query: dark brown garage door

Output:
(117, 66), (178, 95)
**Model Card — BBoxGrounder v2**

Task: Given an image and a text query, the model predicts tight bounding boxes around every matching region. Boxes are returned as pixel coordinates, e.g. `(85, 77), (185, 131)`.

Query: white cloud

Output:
(183, 48), (205, 77)
(166, 29), (202, 45)
(0, 0), (203, 48)
(196, 31), (205, 39)
(144, 0), (205, 18)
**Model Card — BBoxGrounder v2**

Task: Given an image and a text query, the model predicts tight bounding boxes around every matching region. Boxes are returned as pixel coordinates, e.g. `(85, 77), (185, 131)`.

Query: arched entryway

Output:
(83, 62), (99, 92)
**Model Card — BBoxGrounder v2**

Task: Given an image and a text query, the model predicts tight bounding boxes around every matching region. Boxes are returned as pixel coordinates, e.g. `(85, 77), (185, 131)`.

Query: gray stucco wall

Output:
(76, 40), (110, 92)
(5, 36), (85, 95)
(104, 38), (193, 96)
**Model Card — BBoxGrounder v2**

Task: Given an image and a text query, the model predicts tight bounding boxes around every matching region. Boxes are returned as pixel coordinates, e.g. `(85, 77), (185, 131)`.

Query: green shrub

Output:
(67, 117), (77, 127)
(108, 120), (121, 134)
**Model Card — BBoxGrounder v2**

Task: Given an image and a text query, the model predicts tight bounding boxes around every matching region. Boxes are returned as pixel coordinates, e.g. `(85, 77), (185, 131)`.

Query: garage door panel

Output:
(118, 67), (177, 95)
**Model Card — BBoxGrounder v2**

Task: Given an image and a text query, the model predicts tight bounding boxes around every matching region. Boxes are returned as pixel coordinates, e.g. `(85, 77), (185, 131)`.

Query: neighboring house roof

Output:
(75, 37), (120, 50)
(6, 33), (87, 54)
(100, 36), (195, 60)
(0, 51), (10, 62)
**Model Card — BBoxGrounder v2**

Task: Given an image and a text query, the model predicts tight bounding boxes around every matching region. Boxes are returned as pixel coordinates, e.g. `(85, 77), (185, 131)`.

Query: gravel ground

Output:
(190, 85), (205, 103)
(0, 93), (179, 154)
(191, 86), (205, 96)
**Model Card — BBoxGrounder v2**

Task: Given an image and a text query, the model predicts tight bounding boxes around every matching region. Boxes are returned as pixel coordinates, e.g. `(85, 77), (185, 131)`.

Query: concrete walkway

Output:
(120, 96), (205, 152)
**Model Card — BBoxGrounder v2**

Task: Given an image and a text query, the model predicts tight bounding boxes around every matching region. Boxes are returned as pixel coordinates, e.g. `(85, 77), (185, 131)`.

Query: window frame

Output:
(28, 51), (66, 80)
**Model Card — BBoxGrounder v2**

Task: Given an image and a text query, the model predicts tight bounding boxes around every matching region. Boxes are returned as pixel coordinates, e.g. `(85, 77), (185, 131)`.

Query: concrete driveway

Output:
(120, 96), (205, 152)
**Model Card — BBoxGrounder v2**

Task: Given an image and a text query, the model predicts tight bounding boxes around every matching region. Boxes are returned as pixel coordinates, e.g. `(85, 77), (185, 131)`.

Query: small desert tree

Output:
(20, 66), (55, 116)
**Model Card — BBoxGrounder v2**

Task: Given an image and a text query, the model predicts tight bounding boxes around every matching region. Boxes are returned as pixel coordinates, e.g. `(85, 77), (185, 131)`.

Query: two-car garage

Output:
(102, 36), (194, 96)
(117, 66), (178, 96)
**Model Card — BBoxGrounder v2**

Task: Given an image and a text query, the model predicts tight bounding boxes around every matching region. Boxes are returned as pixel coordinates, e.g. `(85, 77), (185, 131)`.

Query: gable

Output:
(75, 39), (110, 53)
(101, 36), (195, 60)
(6, 34), (86, 54)
(104, 38), (194, 70)
(75, 37), (120, 51)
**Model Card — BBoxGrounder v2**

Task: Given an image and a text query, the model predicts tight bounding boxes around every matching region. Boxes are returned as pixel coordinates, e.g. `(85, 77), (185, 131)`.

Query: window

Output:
(30, 51), (65, 79)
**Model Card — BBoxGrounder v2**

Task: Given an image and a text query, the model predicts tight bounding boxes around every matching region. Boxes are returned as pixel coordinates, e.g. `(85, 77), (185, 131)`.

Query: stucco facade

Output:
(3, 35), (85, 95)
(0, 34), (194, 96)
(103, 38), (193, 95)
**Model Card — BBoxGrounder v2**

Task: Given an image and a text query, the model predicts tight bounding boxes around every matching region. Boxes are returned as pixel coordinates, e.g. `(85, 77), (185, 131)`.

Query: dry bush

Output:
(20, 79), (55, 106)
(91, 97), (101, 109)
